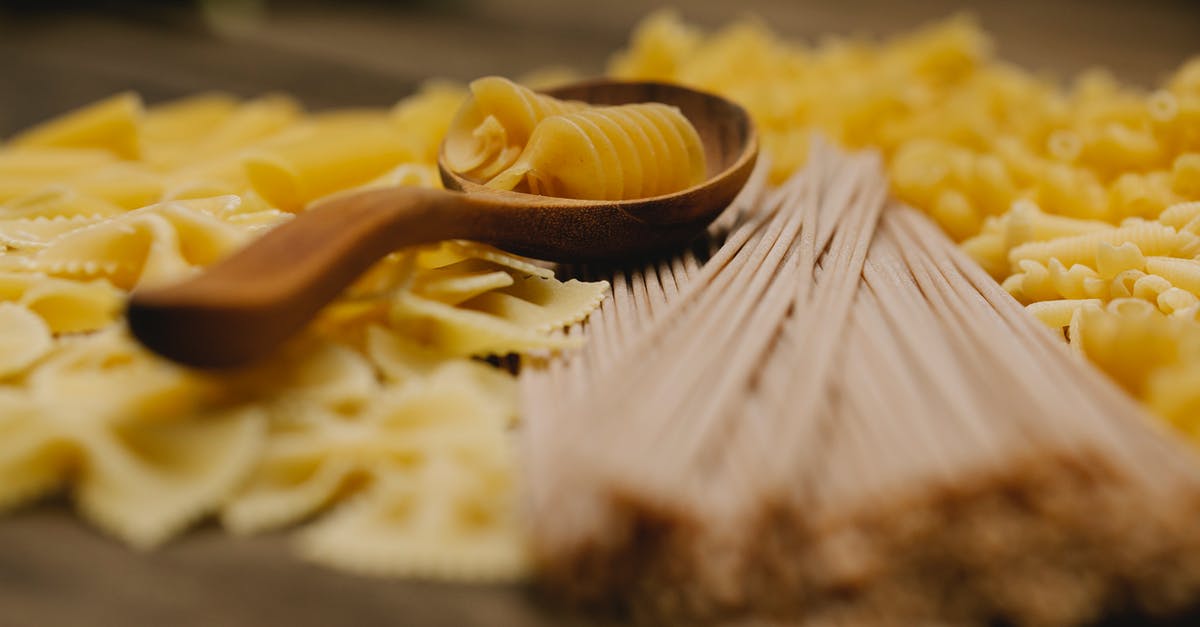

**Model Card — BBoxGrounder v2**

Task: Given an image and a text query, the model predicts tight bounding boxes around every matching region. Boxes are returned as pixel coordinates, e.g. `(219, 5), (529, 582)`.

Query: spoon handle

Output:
(127, 186), (469, 368)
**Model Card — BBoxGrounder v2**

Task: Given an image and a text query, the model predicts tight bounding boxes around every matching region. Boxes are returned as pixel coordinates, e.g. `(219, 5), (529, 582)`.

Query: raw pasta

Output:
(244, 115), (416, 211)
(485, 104), (706, 199)
(0, 82), (609, 579)
(0, 303), (53, 378)
(442, 76), (584, 181)
(9, 93), (143, 159)
(521, 145), (1200, 625)
(3, 9), (1199, 596)
(610, 10), (1200, 451)
(444, 76), (707, 200)
(291, 362), (526, 580)
(0, 271), (121, 333)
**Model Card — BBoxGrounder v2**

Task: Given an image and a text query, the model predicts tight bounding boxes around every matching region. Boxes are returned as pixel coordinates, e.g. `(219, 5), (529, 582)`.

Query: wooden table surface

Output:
(1, 1), (1198, 625)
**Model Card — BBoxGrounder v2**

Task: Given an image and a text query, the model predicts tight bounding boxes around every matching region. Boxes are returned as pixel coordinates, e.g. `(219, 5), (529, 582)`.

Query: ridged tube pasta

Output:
(1174, 154), (1200, 196)
(1094, 242), (1147, 279)
(1046, 259), (1106, 299)
(0, 163), (164, 209)
(142, 93), (240, 169)
(1110, 269), (1148, 299)
(1008, 221), (1194, 269)
(1003, 200), (1110, 250)
(443, 76), (708, 201)
(1133, 273), (1173, 301)
(484, 103), (706, 201)
(243, 118), (413, 211)
(189, 95), (304, 160)
(1146, 256), (1200, 295)
(575, 109), (645, 199)
(0, 147), (117, 179)
(1158, 287), (1199, 315)
(442, 77), (583, 182)
(8, 93), (143, 160)
(629, 104), (707, 193)
(1007, 258), (1108, 302)
(142, 93), (240, 145)
(1026, 298), (1102, 329)
(960, 231), (1006, 277)
(1159, 201), (1200, 229)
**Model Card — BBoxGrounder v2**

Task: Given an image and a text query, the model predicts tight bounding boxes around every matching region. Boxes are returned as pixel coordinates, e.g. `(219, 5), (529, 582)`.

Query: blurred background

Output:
(1, 0), (1199, 137)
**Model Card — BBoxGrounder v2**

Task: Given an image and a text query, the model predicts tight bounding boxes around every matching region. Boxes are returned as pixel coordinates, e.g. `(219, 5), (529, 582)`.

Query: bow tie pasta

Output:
(0, 81), (609, 578)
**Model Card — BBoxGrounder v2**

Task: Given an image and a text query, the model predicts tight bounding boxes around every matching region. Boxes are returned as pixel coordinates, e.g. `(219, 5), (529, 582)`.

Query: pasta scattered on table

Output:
(0, 81), (608, 579)
(611, 10), (1200, 443)
(4, 8), (1200, 583)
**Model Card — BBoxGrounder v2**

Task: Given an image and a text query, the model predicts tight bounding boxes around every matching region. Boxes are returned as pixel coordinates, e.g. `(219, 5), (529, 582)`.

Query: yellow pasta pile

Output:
(0, 85), (609, 578)
(611, 11), (1200, 440)
(444, 76), (706, 199)
(7, 10), (1200, 584)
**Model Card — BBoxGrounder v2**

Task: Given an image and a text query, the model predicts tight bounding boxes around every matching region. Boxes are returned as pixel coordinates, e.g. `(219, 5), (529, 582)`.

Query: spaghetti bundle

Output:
(520, 144), (1200, 626)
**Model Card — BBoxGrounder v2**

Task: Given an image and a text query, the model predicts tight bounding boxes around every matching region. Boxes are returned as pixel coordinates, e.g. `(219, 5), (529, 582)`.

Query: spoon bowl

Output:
(128, 80), (759, 367)
(438, 80), (758, 259)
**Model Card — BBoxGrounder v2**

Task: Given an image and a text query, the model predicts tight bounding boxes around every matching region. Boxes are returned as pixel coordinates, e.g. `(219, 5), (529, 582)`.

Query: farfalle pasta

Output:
(0, 80), (609, 579)
(0, 271), (121, 333)
(0, 303), (53, 379)
(235, 361), (526, 580)
(0, 328), (264, 548)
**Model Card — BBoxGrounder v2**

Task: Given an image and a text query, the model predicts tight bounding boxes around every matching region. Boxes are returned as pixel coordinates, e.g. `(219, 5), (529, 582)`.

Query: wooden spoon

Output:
(127, 80), (758, 368)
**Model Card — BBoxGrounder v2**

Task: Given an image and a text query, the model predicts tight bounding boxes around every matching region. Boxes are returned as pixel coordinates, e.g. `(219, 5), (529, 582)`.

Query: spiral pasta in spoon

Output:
(445, 76), (708, 201)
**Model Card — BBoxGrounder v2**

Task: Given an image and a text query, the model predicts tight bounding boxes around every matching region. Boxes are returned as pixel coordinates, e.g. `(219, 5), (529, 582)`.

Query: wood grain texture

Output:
(1, 1), (1199, 626)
